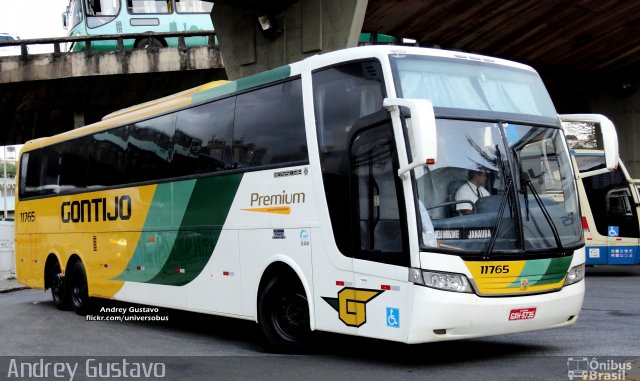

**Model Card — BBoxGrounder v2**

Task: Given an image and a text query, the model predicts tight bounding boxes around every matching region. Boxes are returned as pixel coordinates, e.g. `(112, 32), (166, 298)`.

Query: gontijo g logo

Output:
(322, 288), (383, 327)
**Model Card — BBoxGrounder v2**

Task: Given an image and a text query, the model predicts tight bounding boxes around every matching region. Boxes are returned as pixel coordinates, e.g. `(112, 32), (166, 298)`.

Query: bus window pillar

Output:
(73, 112), (85, 129)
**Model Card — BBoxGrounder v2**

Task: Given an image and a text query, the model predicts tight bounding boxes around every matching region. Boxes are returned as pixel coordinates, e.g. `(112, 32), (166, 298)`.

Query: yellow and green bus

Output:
(16, 45), (619, 351)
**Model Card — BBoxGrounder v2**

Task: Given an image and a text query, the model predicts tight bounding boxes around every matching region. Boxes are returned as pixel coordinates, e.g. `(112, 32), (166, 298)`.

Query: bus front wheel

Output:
(135, 37), (164, 49)
(258, 275), (311, 352)
(69, 261), (91, 315)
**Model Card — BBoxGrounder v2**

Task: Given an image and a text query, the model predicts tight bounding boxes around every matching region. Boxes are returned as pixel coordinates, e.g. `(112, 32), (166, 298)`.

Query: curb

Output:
(0, 278), (29, 294)
(0, 286), (29, 294)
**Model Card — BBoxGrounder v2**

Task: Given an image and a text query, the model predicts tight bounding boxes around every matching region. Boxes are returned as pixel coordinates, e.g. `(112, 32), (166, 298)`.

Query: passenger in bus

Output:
(455, 170), (490, 215)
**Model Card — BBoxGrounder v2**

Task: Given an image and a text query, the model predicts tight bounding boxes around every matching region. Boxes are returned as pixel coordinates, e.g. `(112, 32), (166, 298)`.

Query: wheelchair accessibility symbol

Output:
(386, 307), (400, 328)
(608, 226), (619, 237)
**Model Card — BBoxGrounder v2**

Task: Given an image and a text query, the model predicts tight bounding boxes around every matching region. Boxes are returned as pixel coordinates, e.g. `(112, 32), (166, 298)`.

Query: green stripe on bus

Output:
(147, 173), (243, 286)
(234, 66), (291, 91)
(192, 82), (238, 104)
(113, 181), (197, 282)
(506, 256), (572, 288)
(530, 256), (572, 286)
(192, 65), (292, 104)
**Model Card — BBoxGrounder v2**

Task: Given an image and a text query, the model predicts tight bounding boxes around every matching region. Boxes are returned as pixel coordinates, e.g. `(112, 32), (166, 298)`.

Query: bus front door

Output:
(603, 186), (640, 264)
(349, 118), (412, 342)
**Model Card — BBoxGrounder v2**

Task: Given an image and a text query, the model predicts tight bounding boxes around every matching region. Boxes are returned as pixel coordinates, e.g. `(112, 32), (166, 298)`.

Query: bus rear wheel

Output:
(258, 275), (311, 352)
(50, 263), (70, 310)
(69, 261), (91, 315)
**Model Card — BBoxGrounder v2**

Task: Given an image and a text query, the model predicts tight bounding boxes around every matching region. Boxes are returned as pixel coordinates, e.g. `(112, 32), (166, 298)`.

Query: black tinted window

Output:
(59, 138), (89, 192)
(313, 61), (384, 163)
(312, 61), (385, 256)
(174, 97), (234, 176)
(20, 78), (307, 199)
(20, 146), (61, 197)
(233, 79), (307, 167)
(87, 125), (129, 187)
(125, 114), (175, 182)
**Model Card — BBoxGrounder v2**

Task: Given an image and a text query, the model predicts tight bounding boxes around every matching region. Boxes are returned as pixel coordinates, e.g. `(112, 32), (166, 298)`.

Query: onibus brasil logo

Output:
(322, 287), (383, 327)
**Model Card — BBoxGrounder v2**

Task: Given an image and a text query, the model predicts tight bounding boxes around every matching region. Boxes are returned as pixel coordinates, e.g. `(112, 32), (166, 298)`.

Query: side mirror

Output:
(383, 98), (437, 179)
(560, 114), (619, 178)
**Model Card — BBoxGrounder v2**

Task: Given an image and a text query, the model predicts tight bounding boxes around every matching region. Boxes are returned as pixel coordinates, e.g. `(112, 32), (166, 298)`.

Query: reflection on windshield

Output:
(416, 120), (582, 255)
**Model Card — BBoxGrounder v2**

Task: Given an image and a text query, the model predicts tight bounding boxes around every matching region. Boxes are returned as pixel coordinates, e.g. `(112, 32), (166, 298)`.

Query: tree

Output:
(1, 161), (16, 178)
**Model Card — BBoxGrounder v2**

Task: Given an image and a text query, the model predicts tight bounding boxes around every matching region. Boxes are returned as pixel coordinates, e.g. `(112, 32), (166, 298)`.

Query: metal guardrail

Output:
(0, 30), (217, 57)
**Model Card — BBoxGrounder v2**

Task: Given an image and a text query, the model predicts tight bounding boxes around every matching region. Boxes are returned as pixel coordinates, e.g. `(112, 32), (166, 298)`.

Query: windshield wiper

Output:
(523, 177), (565, 252)
(483, 178), (513, 260)
(483, 144), (514, 260)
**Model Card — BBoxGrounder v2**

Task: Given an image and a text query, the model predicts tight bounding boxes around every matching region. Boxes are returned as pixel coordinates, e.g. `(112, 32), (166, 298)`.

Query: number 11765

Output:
(480, 265), (510, 274)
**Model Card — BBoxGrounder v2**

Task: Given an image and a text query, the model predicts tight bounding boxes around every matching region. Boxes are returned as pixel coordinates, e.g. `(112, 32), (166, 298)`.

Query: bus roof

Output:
(21, 45), (537, 153)
(101, 80), (229, 121)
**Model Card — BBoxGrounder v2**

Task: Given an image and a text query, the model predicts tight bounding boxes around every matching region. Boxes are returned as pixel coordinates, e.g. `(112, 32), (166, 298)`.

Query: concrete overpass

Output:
(0, 31), (225, 145)
(2, 0), (640, 174)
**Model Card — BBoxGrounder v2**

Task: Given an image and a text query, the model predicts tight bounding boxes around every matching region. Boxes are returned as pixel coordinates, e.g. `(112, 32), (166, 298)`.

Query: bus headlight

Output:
(409, 268), (473, 293)
(564, 263), (585, 286)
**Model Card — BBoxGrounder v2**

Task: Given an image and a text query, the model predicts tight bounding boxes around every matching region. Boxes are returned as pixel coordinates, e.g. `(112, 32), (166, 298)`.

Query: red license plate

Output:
(509, 308), (537, 321)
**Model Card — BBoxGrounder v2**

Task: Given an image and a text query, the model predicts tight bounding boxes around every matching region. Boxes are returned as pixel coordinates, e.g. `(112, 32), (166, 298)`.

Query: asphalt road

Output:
(0, 266), (639, 381)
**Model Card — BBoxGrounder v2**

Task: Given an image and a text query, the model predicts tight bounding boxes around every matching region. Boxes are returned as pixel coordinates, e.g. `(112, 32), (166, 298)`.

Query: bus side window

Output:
(233, 79), (306, 167)
(42, 147), (60, 195)
(22, 146), (61, 197)
(174, 96), (234, 175)
(85, 0), (96, 15)
(312, 60), (385, 257)
(131, 0), (170, 14)
(59, 138), (89, 192)
(175, 0), (214, 13)
(126, 114), (175, 183)
(88, 126), (129, 187)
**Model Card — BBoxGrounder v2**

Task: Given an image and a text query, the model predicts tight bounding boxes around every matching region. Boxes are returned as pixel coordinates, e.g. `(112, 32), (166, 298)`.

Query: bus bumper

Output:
(406, 280), (584, 343)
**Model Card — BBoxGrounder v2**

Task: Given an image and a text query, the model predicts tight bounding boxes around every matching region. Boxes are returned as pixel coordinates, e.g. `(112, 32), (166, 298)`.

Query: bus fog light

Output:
(422, 271), (472, 293)
(564, 264), (585, 286)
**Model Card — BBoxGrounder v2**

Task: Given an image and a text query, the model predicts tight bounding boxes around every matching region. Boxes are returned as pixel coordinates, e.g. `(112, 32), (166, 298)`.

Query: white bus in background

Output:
(562, 114), (640, 265)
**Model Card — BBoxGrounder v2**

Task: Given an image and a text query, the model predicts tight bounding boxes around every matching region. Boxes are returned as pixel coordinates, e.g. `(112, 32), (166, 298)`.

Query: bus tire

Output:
(49, 262), (70, 310)
(258, 274), (311, 352)
(135, 37), (163, 49)
(69, 261), (91, 315)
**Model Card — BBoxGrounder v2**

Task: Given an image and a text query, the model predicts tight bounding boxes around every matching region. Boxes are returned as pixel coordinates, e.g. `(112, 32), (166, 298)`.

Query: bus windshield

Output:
(415, 121), (581, 255)
(390, 55), (581, 256)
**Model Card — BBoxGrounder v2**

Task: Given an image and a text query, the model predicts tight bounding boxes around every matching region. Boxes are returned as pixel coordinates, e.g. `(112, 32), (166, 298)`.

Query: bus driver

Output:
(455, 170), (490, 215)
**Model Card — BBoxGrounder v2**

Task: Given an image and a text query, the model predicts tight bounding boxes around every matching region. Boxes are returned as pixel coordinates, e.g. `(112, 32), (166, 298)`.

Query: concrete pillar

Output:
(212, 0), (368, 80)
(589, 79), (640, 178)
